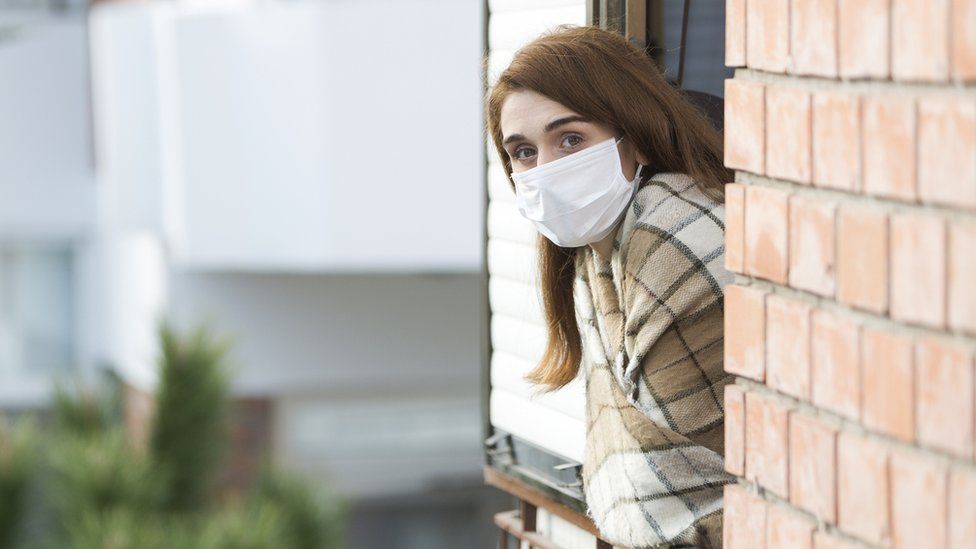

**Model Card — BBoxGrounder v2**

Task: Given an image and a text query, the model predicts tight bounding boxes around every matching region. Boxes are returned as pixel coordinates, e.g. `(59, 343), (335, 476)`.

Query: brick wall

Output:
(722, 1), (976, 547)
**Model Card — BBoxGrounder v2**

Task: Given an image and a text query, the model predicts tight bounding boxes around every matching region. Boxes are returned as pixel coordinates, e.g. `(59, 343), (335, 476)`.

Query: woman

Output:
(486, 25), (736, 548)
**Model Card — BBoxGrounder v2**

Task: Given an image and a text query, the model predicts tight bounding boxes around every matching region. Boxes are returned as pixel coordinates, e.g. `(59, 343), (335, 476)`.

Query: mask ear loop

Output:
(615, 134), (643, 183)
(614, 135), (644, 183)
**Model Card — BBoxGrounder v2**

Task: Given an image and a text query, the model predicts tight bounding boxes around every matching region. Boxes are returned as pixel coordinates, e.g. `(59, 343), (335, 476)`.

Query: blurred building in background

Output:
(0, 0), (510, 546)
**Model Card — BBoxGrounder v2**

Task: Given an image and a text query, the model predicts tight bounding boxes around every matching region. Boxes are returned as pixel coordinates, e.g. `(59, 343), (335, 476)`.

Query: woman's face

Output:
(499, 89), (646, 178)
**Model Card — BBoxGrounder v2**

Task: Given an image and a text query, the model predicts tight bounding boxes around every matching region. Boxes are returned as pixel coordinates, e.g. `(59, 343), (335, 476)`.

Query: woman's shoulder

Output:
(631, 172), (724, 227)
(622, 171), (733, 289)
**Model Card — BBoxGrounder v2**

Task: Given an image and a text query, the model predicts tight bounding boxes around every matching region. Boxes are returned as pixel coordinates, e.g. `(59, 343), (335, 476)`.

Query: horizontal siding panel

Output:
(487, 164), (514, 201)
(489, 0), (584, 14)
(489, 276), (544, 324)
(487, 239), (537, 281)
(490, 351), (585, 420)
(487, 49), (516, 85)
(488, 6), (586, 51)
(491, 313), (547, 363)
(485, 137), (503, 167)
(490, 387), (585, 462)
(488, 201), (536, 245)
(539, 507), (600, 548)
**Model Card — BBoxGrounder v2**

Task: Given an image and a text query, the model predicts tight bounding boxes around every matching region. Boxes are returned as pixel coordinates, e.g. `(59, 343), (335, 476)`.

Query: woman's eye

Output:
(513, 147), (535, 160)
(561, 134), (583, 148)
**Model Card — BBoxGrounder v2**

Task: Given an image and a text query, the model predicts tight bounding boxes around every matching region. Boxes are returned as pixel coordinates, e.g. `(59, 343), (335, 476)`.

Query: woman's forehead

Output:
(500, 90), (580, 137)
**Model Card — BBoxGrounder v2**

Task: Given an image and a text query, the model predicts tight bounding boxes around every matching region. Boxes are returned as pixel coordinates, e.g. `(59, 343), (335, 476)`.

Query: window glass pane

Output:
(0, 244), (74, 382)
(660, 1), (733, 97)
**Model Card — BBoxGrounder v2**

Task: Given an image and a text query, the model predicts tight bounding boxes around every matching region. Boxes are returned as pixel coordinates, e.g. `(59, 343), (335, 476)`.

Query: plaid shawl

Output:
(574, 172), (736, 548)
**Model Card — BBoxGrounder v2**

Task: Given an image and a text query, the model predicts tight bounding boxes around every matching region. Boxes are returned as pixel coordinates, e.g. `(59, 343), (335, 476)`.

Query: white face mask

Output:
(511, 136), (643, 248)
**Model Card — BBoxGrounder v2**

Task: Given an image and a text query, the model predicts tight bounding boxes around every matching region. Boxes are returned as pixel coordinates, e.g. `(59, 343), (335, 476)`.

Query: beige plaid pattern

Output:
(575, 172), (736, 548)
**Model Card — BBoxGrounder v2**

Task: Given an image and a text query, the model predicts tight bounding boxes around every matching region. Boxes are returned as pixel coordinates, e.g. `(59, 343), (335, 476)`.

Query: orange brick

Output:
(890, 451), (948, 549)
(747, 0), (790, 72)
(724, 484), (768, 549)
(789, 196), (836, 296)
(918, 96), (976, 209)
(861, 328), (914, 442)
(726, 0), (747, 67)
(892, 0), (950, 81)
(811, 311), (860, 420)
(836, 205), (888, 314)
(725, 80), (766, 174)
(813, 531), (862, 549)
(812, 91), (860, 191)
(915, 337), (974, 458)
(838, 0), (890, 79)
(766, 295), (812, 400)
(766, 87), (812, 183)
(890, 213), (947, 328)
(952, 0), (976, 81)
(725, 285), (767, 381)
(789, 412), (837, 523)
(746, 391), (789, 498)
(745, 186), (790, 284)
(767, 504), (815, 549)
(949, 220), (976, 335)
(862, 95), (916, 201)
(725, 384), (746, 475)
(837, 432), (890, 545)
(791, 0), (838, 76)
(949, 467), (976, 548)
(725, 183), (746, 273)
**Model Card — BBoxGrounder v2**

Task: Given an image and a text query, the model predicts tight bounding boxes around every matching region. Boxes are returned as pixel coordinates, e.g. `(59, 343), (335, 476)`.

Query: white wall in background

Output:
(168, 271), (483, 499)
(89, 0), (484, 272)
(88, 5), (169, 233)
(2, 0), (488, 507)
(168, 273), (480, 395)
(0, 14), (105, 407)
(277, 391), (482, 498)
(0, 15), (94, 237)
(97, 233), (169, 392)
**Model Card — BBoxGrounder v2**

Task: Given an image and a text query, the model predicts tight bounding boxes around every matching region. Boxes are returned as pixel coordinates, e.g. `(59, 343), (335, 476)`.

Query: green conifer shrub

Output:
(1, 318), (344, 548)
(0, 416), (39, 549)
(150, 320), (233, 514)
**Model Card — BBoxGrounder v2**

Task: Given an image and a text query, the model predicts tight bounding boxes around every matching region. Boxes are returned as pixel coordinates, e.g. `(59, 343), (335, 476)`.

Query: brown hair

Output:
(485, 25), (731, 392)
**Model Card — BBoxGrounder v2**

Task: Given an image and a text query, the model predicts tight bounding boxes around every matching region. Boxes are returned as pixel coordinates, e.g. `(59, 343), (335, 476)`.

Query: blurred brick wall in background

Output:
(123, 381), (273, 499)
(722, 0), (976, 547)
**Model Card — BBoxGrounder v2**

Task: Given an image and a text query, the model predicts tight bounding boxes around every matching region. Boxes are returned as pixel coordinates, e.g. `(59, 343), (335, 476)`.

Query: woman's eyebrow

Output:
(543, 114), (588, 132)
(502, 114), (589, 145)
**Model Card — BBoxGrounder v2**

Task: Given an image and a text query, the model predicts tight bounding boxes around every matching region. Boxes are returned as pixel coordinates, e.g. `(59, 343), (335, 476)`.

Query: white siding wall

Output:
(485, 0), (587, 464)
